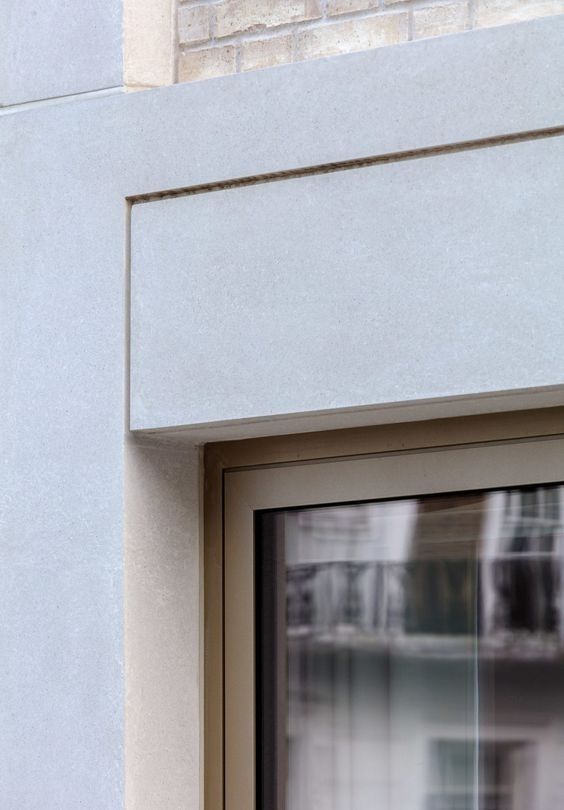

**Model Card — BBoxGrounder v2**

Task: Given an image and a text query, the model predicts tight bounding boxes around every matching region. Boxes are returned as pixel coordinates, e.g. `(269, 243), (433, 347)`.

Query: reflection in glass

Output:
(256, 484), (564, 810)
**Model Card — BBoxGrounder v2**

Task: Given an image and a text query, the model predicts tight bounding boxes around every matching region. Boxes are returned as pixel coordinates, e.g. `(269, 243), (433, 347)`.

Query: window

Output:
(256, 484), (563, 810)
(484, 487), (563, 637)
(206, 413), (564, 810)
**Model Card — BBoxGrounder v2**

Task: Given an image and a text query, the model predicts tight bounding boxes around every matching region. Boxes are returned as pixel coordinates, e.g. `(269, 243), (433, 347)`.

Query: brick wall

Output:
(176, 0), (564, 83)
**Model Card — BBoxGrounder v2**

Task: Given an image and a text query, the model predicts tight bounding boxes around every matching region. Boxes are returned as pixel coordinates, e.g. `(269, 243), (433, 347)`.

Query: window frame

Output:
(203, 407), (564, 810)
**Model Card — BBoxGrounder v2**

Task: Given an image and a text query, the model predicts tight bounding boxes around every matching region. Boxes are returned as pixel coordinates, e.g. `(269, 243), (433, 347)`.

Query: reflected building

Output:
(275, 485), (564, 810)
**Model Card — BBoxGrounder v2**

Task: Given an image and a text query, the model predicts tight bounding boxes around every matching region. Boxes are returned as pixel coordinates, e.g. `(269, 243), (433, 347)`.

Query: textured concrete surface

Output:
(0, 124), (126, 808)
(0, 17), (563, 808)
(130, 136), (564, 430)
(0, 0), (123, 106)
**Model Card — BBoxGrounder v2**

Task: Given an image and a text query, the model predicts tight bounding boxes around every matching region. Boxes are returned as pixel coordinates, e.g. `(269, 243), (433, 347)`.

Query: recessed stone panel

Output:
(130, 136), (564, 431)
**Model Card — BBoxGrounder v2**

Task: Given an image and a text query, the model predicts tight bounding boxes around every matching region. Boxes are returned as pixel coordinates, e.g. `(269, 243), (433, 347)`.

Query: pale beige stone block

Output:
(215, 0), (322, 39)
(476, 0), (564, 27)
(178, 5), (211, 46)
(297, 14), (408, 60)
(241, 35), (294, 71)
(327, 0), (380, 15)
(414, 3), (469, 39)
(124, 0), (175, 87)
(178, 45), (236, 82)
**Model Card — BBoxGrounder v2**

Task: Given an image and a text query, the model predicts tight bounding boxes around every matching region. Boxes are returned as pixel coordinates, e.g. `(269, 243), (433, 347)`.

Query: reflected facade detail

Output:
(256, 485), (564, 810)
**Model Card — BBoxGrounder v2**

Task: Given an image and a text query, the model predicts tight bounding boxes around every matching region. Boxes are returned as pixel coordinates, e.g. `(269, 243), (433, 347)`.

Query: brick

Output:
(215, 0), (322, 39)
(297, 15), (408, 61)
(414, 3), (469, 39)
(240, 35), (294, 72)
(178, 5), (210, 46)
(476, 0), (564, 27)
(327, 0), (380, 15)
(178, 45), (236, 82)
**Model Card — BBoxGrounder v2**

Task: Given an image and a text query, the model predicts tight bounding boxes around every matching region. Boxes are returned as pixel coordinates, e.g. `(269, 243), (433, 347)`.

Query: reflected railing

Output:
(286, 558), (563, 657)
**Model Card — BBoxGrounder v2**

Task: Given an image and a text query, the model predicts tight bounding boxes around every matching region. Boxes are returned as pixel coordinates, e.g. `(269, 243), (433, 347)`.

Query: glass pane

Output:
(479, 486), (564, 810)
(256, 483), (564, 810)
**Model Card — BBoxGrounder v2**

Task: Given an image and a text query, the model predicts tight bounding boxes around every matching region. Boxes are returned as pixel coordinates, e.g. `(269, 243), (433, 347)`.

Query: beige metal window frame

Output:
(203, 407), (564, 810)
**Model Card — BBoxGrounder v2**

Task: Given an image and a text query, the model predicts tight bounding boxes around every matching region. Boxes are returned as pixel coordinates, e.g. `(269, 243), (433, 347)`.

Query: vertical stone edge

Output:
(124, 436), (202, 810)
(124, 0), (177, 89)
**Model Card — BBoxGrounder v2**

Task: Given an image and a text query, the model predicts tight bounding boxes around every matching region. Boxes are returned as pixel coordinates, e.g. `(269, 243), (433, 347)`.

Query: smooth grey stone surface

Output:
(130, 136), (564, 430)
(1, 79), (127, 810)
(0, 0), (123, 106)
(121, 16), (564, 199)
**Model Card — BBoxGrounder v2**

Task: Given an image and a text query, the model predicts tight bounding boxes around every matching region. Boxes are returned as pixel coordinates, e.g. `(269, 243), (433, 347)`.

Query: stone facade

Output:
(177, 0), (564, 83)
(3, 1), (564, 805)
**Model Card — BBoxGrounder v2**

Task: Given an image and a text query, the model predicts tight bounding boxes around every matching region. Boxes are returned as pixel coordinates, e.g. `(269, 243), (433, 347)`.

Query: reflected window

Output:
(428, 740), (534, 810)
(428, 740), (475, 810)
(490, 487), (562, 635)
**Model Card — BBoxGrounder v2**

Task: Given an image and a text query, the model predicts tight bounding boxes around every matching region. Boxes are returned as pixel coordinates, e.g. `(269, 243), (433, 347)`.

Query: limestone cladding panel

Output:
(175, 0), (564, 85)
(1, 0), (123, 106)
(129, 137), (564, 432)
